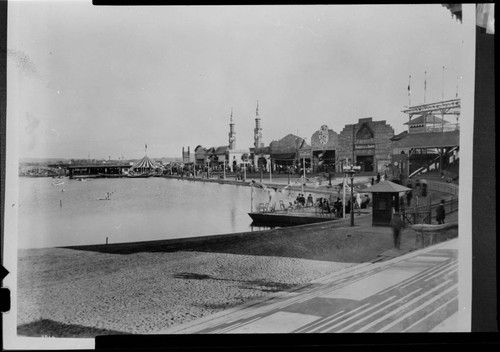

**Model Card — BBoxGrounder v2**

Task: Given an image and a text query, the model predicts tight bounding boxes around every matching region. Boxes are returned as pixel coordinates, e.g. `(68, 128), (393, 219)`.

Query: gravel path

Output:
(17, 247), (356, 337)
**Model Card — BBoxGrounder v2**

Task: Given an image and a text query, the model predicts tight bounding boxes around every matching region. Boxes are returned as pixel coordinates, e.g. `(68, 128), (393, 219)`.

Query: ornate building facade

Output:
(337, 118), (394, 173)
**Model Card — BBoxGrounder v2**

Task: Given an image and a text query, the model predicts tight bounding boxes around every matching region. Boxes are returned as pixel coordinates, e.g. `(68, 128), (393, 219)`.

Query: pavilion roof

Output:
(391, 130), (459, 149)
(404, 114), (449, 125)
(363, 180), (412, 193)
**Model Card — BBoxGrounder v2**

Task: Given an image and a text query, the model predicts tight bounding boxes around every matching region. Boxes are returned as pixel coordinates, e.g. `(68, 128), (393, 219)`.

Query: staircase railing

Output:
(409, 146), (459, 179)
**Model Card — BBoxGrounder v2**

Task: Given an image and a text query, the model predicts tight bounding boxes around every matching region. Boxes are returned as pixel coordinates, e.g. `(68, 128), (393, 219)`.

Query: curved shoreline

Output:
(17, 213), (391, 337)
(17, 178), (459, 337)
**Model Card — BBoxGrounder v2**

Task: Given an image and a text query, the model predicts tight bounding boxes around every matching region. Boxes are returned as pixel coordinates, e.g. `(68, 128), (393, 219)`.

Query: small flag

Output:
(408, 75), (411, 95)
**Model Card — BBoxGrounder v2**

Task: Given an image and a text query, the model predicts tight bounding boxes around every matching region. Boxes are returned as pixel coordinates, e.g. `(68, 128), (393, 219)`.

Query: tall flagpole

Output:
(424, 71), (427, 104)
(442, 66), (446, 100)
(342, 174), (346, 219)
(408, 75), (411, 107)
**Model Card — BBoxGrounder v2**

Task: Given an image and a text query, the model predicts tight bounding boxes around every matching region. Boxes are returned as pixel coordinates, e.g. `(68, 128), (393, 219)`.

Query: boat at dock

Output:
(248, 207), (337, 226)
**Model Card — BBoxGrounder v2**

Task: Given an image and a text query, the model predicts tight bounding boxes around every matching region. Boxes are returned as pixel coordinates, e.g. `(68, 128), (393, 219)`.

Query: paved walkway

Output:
(160, 236), (459, 334)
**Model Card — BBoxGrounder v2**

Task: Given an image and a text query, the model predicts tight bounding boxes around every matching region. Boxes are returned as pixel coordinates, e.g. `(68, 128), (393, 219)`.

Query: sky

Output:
(7, 2), (470, 160)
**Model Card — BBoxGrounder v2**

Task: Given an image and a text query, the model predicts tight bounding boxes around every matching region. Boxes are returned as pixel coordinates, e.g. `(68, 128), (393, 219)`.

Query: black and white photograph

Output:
(2, 2), (488, 350)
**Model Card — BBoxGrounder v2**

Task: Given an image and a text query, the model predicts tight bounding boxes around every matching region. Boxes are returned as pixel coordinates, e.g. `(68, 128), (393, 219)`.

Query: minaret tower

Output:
(228, 108), (236, 150)
(254, 101), (263, 149)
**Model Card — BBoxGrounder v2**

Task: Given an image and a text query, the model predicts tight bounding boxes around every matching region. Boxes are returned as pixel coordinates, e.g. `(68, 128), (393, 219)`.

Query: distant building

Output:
(194, 145), (207, 167)
(250, 101), (270, 171)
(181, 146), (195, 164)
(310, 125), (339, 173)
(392, 99), (460, 180)
(253, 101), (264, 149)
(269, 134), (309, 172)
(228, 109), (236, 150)
(337, 117), (395, 173)
(194, 110), (250, 172)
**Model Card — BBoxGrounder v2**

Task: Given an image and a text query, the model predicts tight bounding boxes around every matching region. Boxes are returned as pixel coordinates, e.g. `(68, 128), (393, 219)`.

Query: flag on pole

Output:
(408, 75), (411, 106)
(424, 71), (427, 103)
(442, 66), (446, 100)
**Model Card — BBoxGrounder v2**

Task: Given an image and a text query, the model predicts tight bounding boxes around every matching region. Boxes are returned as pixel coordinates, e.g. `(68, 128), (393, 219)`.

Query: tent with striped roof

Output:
(130, 155), (161, 174)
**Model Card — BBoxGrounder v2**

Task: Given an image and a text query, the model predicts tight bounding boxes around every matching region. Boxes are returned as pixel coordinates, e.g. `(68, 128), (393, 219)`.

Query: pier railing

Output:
(402, 196), (458, 225)
(423, 180), (459, 196)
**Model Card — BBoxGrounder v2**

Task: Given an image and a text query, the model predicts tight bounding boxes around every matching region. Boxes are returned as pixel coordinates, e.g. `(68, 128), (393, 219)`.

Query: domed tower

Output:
(254, 101), (263, 149)
(228, 108), (236, 150)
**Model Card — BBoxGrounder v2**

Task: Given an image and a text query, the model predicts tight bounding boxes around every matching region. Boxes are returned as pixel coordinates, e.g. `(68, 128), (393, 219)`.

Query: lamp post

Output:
(269, 158), (272, 183)
(343, 164), (361, 227)
(301, 157), (306, 194)
(206, 158), (210, 179)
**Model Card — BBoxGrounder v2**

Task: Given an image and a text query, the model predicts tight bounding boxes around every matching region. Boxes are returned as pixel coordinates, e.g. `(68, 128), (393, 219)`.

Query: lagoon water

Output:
(17, 177), (277, 249)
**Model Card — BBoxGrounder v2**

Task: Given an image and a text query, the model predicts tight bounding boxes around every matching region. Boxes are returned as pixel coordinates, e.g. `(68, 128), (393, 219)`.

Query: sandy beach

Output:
(17, 216), (417, 337)
(17, 250), (356, 337)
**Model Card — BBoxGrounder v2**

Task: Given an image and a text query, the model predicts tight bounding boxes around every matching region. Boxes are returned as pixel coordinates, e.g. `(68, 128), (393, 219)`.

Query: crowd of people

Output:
(290, 193), (371, 218)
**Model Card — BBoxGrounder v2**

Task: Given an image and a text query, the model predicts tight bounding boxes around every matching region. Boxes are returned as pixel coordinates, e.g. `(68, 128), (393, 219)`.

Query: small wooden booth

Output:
(363, 180), (412, 226)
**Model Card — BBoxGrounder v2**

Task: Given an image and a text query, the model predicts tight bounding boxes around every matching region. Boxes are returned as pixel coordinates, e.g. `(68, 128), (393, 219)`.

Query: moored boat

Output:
(248, 211), (335, 226)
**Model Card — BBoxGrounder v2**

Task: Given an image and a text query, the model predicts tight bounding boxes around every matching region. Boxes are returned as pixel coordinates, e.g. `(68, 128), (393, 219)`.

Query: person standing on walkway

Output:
(415, 179), (421, 196)
(406, 189), (413, 207)
(390, 212), (404, 249)
(307, 194), (314, 207)
(436, 199), (446, 224)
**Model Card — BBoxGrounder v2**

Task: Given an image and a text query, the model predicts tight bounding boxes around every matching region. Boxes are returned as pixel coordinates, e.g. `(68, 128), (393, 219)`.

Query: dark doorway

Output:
(356, 155), (374, 172)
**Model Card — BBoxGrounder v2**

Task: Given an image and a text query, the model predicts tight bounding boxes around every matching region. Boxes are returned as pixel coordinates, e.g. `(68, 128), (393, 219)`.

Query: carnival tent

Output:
(130, 155), (161, 173)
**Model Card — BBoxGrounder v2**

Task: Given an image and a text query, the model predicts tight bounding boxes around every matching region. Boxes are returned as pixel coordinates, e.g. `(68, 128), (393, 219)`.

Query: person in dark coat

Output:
(376, 172), (381, 183)
(436, 199), (446, 224)
(406, 190), (413, 207)
(390, 212), (405, 249)
(415, 179), (421, 196)
(346, 199), (352, 214)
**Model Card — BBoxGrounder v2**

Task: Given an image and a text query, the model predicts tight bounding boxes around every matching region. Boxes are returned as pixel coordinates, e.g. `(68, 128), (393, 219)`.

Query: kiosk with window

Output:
(364, 180), (412, 226)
